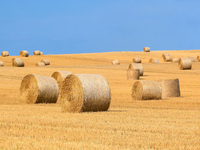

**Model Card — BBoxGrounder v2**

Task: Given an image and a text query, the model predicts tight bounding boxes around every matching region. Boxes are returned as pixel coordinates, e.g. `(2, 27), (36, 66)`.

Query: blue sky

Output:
(0, 0), (200, 55)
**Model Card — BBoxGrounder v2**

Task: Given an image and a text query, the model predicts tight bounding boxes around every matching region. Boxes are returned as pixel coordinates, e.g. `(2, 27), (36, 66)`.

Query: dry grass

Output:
(0, 50), (200, 149)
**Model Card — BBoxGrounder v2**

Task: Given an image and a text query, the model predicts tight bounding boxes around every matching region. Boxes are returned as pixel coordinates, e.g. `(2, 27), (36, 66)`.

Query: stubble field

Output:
(0, 50), (199, 149)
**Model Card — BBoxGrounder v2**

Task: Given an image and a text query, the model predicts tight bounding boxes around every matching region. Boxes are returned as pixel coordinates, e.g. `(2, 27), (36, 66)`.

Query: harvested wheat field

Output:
(0, 50), (200, 149)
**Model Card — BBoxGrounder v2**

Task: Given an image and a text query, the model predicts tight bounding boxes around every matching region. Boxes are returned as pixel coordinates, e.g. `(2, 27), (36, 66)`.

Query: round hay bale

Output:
(19, 50), (29, 57)
(60, 74), (111, 113)
(112, 59), (120, 65)
(12, 58), (24, 67)
(133, 57), (142, 63)
(143, 47), (150, 52)
(128, 63), (143, 76)
(188, 57), (197, 62)
(1, 51), (9, 57)
(33, 50), (41, 55)
(197, 56), (200, 62)
(35, 62), (45, 66)
(132, 80), (162, 100)
(162, 53), (172, 62)
(178, 58), (192, 70)
(20, 74), (59, 104)
(171, 58), (179, 63)
(40, 51), (43, 55)
(159, 79), (180, 98)
(127, 69), (140, 80)
(41, 59), (50, 65)
(148, 58), (159, 63)
(0, 61), (4, 67)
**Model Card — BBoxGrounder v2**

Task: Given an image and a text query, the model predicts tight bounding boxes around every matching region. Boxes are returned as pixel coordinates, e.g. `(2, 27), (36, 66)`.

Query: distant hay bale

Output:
(159, 79), (180, 98)
(20, 74), (59, 103)
(112, 59), (120, 65)
(178, 58), (192, 70)
(35, 62), (45, 66)
(197, 56), (200, 62)
(171, 58), (179, 63)
(132, 80), (162, 100)
(0, 61), (4, 67)
(33, 50), (41, 55)
(188, 57), (197, 62)
(60, 74), (111, 112)
(143, 47), (150, 52)
(132, 57), (142, 63)
(148, 58), (159, 63)
(127, 69), (140, 80)
(162, 53), (172, 62)
(19, 50), (29, 57)
(128, 63), (143, 76)
(41, 59), (50, 65)
(40, 51), (43, 55)
(1, 51), (9, 57)
(12, 58), (24, 67)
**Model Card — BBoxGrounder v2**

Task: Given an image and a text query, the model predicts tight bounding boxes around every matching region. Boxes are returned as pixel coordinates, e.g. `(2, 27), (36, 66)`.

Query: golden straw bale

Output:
(41, 59), (50, 65)
(12, 58), (24, 67)
(159, 79), (180, 98)
(197, 56), (200, 62)
(171, 58), (179, 63)
(178, 58), (192, 70)
(143, 47), (150, 52)
(188, 57), (197, 62)
(127, 69), (140, 80)
(19, 50), (29, 57)
(35, 62), (45, 66)
(33, 50), (41, 55)
(132, 80), (162, 100)
(148, 58), (159, 63)
(60, 74), (111, 113)
(40, 51), (43, 55)
(132, 57), (142, 63)
(20, 74), (59, 103)
(112, 59), (120, 65)
(0, 61), (4, 67)
(162, 53), (172, 62)
(1, 51), (9, 57)
(128, 63), (143, 76)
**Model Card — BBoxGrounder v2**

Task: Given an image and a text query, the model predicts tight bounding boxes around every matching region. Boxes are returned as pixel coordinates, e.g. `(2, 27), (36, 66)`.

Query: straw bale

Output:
(20, 50), (29, 57)
(0, 61), (4, 67)
(40, 51), (43, 55)
(188, 57), (197, 62)
(20, 74), (59, 103)
(162, 53), (172, 62)
(127, 69), (140, 80)
(178, 58), (192, 70)
(35, 62), (45, 66)
(1, 51), (9, 57)
(197, 56), (200, 62)
(112, 59), (120, 65)
(60, 74), (111, 112)
(128, 63), (143, 76)
(143, 47), (150, 52)
(33, 50), (41, 55)
(148, 58), (159, 63)
(132, 80), (162, 100)
(133, 57), (142, 63)
(171, 58), (179, 63)
(12, 58), (24, 67)
(41, 59), (50, 65)
(159, 79), (180, 98)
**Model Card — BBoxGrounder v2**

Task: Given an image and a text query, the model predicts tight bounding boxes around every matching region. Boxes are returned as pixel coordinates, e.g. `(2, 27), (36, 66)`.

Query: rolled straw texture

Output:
(171, 58), (179, 63)
(41, 59), (50, 65)
(20, 74), (59, 103)
(33, 50), (41, 55)
(148, 58), (159, 63)
(36, 62), (45, 66)
(60, 74), (111, 113)
(197, 56), (200, 62)
(127, 69), (140, 80)
(143, 47), (150, 52)
(112, 59), (120, 65)
(162, 53), (172, 62)
(40, 51), (43, 55)
(1, 51), (9, 57)
(12, 58), (24, 67)
(128, 63), (143, 76)
(178, 58), (192, 70)
(188, 57), (197, 62)
(0, 61), (4, 67)
(132, 80), (162, 100)
(159, 79), (180, 98)
(20, 50), (29, 57)
(133, 57), (142, 63)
